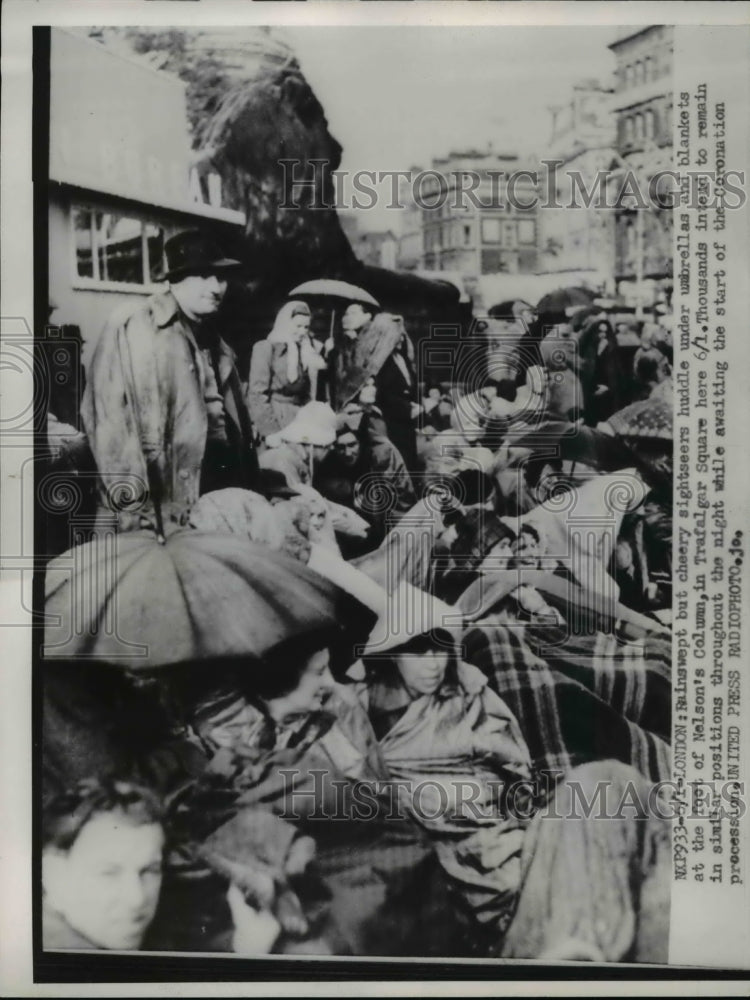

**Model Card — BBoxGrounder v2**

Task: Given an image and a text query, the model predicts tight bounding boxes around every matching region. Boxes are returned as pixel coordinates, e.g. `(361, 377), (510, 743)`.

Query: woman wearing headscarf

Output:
(248, 301), (326, 441)
(349, 583), (533, 938)
(350, 584), (670, 961)
(169, 628), (461, 956)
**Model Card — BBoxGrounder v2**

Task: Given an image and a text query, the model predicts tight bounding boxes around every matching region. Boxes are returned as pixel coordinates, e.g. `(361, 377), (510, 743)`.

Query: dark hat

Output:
(159, 230), (242, 282)
(256, 468), (300, 500)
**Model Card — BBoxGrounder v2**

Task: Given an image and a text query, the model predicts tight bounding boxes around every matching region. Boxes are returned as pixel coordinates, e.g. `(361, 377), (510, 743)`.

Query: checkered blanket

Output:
(461, 617), (671, 783)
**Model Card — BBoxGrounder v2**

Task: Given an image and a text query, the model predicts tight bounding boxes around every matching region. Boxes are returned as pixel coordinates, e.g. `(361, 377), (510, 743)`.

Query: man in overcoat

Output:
(81, 230), (259, 534)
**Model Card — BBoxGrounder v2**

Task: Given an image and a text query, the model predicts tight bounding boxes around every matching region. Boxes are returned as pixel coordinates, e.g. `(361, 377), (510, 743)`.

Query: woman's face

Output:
(291, 313), (311, 342)
(394, 646), (449, 698)
(511, 528), (542, 568)
(270, 648), (335, 719)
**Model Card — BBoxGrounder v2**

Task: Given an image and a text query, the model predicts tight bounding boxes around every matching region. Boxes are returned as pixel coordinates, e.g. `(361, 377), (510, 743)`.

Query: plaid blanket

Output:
(462, 617), (671, 783)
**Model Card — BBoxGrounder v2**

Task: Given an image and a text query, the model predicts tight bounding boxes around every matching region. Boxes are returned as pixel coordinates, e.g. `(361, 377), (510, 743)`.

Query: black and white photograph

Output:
(1, 2), (749, 993)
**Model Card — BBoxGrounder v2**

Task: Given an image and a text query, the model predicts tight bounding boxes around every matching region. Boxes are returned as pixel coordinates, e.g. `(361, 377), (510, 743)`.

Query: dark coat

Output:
(375, 352), (418, 471)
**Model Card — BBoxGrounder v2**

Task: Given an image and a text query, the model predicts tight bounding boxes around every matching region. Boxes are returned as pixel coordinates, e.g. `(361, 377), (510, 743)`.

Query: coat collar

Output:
(151, 288), (182, 329)
(151, 289), (243, 429)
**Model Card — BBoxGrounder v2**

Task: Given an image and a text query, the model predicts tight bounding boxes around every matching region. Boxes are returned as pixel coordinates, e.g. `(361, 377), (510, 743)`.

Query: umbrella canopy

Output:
(606, 397), (672, 442)
(536, 286), (596, 319)
(288, 279), (379, 307)
(43, 529), (375, 669)
(505, 420), (626, 469)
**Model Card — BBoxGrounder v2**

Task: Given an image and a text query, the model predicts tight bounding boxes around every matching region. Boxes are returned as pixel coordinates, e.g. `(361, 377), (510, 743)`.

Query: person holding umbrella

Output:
(81, 230), (259, 537)
(288, 279), (421, 470)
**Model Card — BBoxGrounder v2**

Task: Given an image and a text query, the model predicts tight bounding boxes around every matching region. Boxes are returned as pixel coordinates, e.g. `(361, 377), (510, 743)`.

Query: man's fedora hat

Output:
(159, 230), (243, 282)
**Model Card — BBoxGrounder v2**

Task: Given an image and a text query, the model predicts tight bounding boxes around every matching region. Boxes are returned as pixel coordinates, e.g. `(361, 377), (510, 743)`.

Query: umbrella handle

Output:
(326, 309), (336, 406)
(146, 461), (167, 544)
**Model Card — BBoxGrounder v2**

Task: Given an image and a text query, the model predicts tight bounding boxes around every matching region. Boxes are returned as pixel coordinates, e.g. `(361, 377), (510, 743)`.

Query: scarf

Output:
(267, 300), (323, 384)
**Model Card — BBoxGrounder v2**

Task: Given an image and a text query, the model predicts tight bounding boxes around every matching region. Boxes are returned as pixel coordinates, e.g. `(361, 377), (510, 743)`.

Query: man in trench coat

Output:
(81, 231), (259, 534)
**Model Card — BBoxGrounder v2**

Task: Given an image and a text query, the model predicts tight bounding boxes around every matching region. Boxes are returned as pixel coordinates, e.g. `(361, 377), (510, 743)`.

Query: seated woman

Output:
(248, 301), (327, 441)
(350, 585), (670, 961)
(349, 585), (533, 937)
(171, 630), (461, 957)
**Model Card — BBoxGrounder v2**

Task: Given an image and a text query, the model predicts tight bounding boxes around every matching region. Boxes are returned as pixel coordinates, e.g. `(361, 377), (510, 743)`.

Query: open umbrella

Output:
(507, 420), (633, 470)
(288, 280), (383, 409)
(606, 397), (672, 441)
(43, 529), (375, 669)
(602, 397), (673, 493)
(536, 287), (596, 320)
(288, 279), (379, 307)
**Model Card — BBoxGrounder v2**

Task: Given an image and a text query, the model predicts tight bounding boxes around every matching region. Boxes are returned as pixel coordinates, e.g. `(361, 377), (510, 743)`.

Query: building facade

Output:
(409, 150), (540, 278)
(608, 26), (674, 306)
(48, 28), (246, 366)
(539, 79), (616, 290)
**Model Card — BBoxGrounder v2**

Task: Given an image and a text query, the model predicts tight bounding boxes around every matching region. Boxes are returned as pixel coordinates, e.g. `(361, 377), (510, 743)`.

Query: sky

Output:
(283, 25), (618, 227)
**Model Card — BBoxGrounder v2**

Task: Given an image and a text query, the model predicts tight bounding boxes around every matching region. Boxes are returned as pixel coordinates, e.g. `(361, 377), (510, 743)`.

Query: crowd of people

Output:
(42, 228), (675, 962)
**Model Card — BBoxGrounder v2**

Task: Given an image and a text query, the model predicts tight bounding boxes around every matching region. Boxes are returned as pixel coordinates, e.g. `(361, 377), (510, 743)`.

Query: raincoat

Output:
(81, 290), (258, 532)
(170, 681), (461, 955)
(352, 658), (533, 932)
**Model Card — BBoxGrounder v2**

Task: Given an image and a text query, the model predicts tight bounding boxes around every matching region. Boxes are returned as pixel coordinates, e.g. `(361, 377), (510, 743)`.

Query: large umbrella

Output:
(606, 397), (672, 441)
(507, 420), (633, 471)
(536, 286), (596, 320)
(288, 280), (383, 409)
(43, 529), (375, 669)
(288, 279), (379, 307)
(603, 397), (673, 493)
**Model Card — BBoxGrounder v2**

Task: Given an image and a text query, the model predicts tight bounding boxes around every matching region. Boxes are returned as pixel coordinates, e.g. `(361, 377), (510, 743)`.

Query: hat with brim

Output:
(256, 468), (300, 500)
(362, 582), (462, 656)
(157, 229), (243, 282)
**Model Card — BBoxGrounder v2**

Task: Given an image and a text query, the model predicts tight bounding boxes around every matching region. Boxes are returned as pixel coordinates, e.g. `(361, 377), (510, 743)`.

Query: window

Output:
(481, 248), (505, 274)
(518, 248), (537, 272)
(624, 64), (633, 88)
(645, 109), (656, 139)
(73, 205), (165, 286)
(644, 55), (653, 81)
(518, 219), (536, 244)
(481, 218), (502, 243)
(463, 224), (472, 246)
(624, 117), (635, 143)
(625, 221), (637, 262)
(635, 114), (645, 141)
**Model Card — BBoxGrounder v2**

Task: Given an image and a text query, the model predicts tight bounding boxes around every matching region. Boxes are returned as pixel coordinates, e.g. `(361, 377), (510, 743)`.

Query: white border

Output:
(3, 2), (750, 996)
